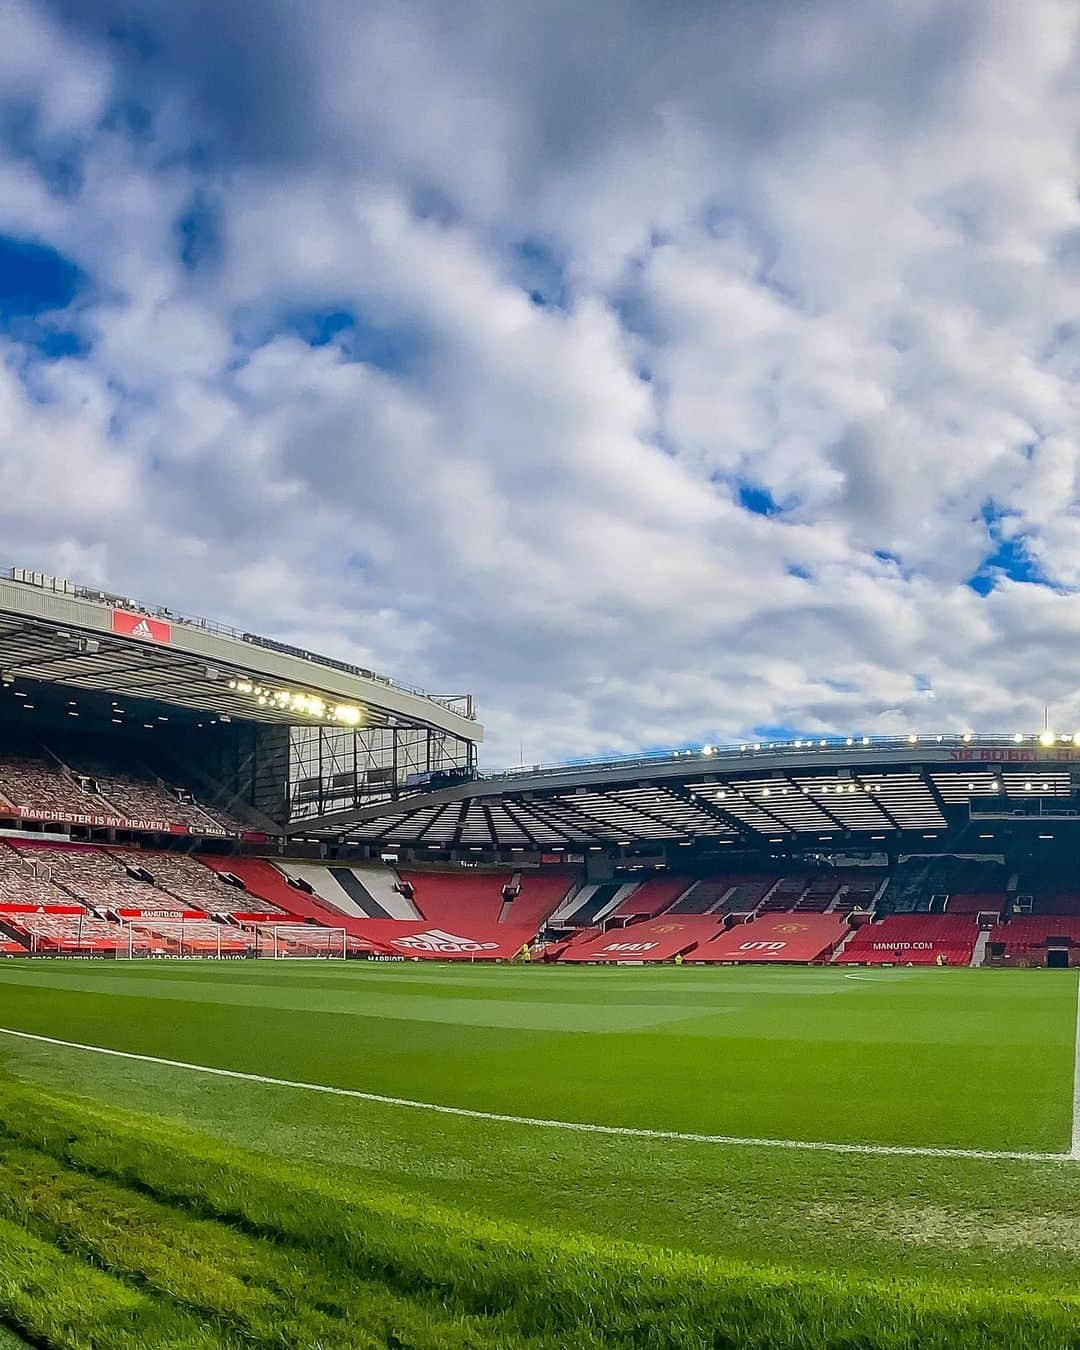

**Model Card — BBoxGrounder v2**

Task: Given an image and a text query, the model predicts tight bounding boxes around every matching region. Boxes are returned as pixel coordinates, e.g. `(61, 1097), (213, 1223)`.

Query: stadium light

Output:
(1039, 730), (1055, 747)
(1014, 733), (1024, 742)
(962, 732), (972, 742)
(1073, 732), (1080, 746)
(702, 745), (715, 755)
(907, 734), (918, 744)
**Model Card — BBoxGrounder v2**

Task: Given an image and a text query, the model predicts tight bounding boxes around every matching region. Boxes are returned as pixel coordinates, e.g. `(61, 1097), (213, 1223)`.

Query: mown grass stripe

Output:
(0, 1023), (1070, 1163)
(1, 1077), (1079, 1350)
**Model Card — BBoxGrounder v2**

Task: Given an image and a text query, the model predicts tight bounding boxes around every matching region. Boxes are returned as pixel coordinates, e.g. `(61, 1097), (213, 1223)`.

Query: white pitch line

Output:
(1071, 976), (1080, 1160)
(0, 1025), (1070, 1165)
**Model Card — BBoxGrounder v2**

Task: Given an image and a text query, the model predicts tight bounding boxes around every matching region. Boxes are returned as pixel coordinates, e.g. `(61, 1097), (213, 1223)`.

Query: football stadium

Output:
(0, 568), (1078, 1346)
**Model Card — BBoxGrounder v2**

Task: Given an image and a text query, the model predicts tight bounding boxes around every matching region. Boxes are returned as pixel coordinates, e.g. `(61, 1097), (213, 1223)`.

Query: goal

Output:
(252, 925), (348, 959)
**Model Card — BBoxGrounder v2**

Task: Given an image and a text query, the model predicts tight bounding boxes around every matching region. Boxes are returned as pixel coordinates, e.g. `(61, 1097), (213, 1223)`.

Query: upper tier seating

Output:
(882, 857), (1007, 913)
(0, 754), (104, 818)
(501, 873), (575, 928)
(399, 870), (508, 927)
(716, 877), (777, 913)
(1012, 871), (1080, 916)
(124, 851), (282, 915)
(0, 745), (244, 834)
(833, 913), (978, 965)
(757, 876), (808, 914)
(10, 842), (160, 910)
(945, 892), (1003, 916)
(795, 878), (843, 912)
(72, 761), (212, 829)
(610, 875), (690, 919)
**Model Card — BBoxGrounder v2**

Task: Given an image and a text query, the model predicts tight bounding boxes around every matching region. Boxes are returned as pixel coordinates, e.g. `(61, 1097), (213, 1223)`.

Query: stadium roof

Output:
(290, 732), (1080, 848)
(0, 568), (480, 741)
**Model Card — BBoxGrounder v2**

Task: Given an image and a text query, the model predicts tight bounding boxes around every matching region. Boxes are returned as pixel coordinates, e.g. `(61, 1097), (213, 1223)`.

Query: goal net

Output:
(252, 925), (348, 959)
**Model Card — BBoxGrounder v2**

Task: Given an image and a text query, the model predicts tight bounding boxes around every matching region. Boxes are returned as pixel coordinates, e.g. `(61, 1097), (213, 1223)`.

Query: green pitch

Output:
(0, 960), (1077, 1347)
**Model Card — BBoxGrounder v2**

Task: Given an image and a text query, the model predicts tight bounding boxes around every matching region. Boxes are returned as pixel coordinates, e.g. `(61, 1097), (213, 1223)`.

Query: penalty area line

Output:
(0, 1024), (1070, 1165)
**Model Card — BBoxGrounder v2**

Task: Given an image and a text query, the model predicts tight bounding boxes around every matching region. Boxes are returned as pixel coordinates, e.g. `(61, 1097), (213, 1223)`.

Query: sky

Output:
(0, 0), (1078, 768)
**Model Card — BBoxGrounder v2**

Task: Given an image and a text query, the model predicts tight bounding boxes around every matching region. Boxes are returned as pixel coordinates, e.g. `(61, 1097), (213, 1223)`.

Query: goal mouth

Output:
(250, 925), (349, 959)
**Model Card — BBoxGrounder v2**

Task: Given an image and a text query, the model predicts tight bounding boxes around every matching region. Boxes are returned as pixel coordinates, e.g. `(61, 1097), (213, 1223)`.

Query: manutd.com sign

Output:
(112, 610), (172, 643)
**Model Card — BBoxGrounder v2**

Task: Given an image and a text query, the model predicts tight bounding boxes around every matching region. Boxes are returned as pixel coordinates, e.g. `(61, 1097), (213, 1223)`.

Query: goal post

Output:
(254, 925), (348, 959)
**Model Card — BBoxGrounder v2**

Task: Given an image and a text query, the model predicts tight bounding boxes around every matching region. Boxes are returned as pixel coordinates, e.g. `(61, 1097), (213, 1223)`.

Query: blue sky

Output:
(1, 0), (1079, 766)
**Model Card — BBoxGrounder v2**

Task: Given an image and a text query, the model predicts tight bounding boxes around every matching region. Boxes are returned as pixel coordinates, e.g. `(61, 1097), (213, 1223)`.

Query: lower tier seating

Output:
(833, 913), (978, 965)
(989, 916), (1080, 961)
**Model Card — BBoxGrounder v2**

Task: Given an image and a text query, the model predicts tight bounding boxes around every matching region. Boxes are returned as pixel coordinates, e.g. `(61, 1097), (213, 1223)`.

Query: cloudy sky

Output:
(1, 0), (1078, 766)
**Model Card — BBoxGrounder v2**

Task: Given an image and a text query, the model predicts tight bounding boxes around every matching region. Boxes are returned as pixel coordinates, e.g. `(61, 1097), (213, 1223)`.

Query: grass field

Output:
(0, 960), (1077, 1346)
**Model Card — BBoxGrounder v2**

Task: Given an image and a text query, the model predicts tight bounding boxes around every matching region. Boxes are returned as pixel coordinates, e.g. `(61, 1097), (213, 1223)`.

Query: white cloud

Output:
(1, 0), (1079, 765)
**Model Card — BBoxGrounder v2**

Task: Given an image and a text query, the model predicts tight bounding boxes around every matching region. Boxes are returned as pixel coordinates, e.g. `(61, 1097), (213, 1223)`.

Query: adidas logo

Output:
(131, 618), (153, 639)
(392, 928), (499, 953)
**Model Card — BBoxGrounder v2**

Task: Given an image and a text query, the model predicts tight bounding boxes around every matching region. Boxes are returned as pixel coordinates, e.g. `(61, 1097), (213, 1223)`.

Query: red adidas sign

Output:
(112, 610), (172, 644)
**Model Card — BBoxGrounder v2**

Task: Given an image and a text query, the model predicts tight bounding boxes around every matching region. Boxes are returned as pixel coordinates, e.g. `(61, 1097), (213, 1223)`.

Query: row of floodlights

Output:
(227, 678), (363, 726)
(673, 731), (1078, 757)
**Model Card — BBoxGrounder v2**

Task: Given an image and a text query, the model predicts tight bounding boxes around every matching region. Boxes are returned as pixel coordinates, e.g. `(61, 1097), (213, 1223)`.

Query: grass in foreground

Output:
(0, 1075), (1078, 1347)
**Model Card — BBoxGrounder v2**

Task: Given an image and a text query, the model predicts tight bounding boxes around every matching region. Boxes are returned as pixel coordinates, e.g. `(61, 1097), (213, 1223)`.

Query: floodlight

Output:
(1013, 733), (1024, 742)
(1039, 730), (1055, 747)
(907, 734), (918, 744)
(962, 732), (972, 743)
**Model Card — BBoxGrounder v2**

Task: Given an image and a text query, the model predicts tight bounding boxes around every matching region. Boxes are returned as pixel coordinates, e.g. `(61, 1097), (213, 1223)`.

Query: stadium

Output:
(0, 565), (1078, 1346)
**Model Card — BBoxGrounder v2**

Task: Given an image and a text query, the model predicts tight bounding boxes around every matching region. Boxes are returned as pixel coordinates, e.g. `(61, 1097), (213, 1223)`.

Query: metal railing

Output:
(485, 731), (1071, 782)
(3, 566), (474, 717)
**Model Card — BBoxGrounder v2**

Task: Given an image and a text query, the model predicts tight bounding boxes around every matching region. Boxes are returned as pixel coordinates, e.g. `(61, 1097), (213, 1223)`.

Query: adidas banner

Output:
(112, 610), (172, 643)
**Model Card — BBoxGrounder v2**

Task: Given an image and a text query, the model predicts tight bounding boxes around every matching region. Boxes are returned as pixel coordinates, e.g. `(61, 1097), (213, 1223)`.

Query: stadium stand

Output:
(398, 869), (507, 927)
(694, 913), (849, 963)
(200, 857), (350, 926)
(833, 913), (978, 965)
(945, 892), (1003, 916)
(0, 752), (106, 818)
(9, 840), (161, 910)
(988, 915), (1080, 964)
(276, 861), (420, 919)
(608, 875), (690, 920)
(1012, 869), (1080, 916)
(546, 882), (640, 928)
(716, 876), (777, 913)
(62, 750), (238, 832)
(0, 842), (70, 906)
(881, 857), (1007, 913)
(130, 919), (254, 955)
(558, 915), (725, 962)
(126, 851), (282, 915)
(0, 743), (247, 834)
(345, 918), (534, 960)
(499, 872), (575, 929)
(4, 909), (124, 952)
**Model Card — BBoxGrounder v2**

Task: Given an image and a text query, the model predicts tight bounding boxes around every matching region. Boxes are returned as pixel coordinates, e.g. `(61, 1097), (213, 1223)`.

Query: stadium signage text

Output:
(739, 941), (787, 952)
(949, 748), (1080, 763)
(8, 807), (232, 836)
(601, 941), (659, 954)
